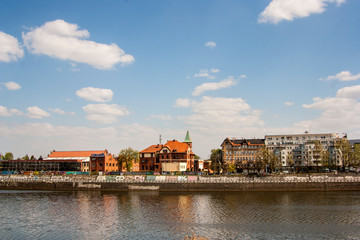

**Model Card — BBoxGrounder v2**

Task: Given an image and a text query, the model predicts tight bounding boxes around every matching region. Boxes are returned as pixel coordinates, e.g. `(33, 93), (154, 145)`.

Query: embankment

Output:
(0, 174), (359, 191)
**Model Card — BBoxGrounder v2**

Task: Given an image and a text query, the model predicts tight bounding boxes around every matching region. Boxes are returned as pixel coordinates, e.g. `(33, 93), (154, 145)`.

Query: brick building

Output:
(139, 131), (196, 172)
(221, 138), (265, 170)
(46, 149), (117, 173)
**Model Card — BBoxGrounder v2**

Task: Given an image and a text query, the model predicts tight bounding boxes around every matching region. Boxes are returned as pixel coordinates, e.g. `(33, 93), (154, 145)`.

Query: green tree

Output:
(3, 152), (14, 160)
(336, 139), (351, 171)
(321, 149), (330, 169)
(269, 151), (281, 173)
(30, 155), (36, 160)
(312, 141), (322, 172)
(23, 154), (30, 160)
(117, 148), (139, 172)
(227, 163), (236, 173)
(209, 149), (223, 174)
(350, 144), (360, 168)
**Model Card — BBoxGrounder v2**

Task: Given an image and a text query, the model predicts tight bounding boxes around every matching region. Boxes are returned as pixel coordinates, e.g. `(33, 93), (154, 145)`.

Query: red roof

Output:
(140, 144), (163, 153)
(48, 150), (107, 158)
(164, 140), (189, 153)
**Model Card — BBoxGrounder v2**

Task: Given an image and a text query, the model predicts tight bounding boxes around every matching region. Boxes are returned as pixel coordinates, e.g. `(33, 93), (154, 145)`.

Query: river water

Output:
(0, 190), (359, 240)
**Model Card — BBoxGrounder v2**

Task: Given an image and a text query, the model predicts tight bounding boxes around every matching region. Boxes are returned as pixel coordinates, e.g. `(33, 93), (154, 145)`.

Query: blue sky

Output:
(1, 0), (360, 159)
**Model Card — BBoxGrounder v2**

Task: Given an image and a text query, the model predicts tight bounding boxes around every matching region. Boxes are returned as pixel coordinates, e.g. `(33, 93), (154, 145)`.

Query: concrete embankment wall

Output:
(1, 174), (360, 191)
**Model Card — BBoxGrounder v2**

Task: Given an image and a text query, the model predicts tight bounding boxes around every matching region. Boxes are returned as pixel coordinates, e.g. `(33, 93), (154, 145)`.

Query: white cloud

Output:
(297, 84), (360, 132)
(76, 87), (113, 102)
(149, 114), (173, 121)
(0, 32), (24, 62)
(22, 19), (135, 69)
(324, 71), (360, 82)
(174, 98), (191, 108)
(258, 0), (346, 24)
(3, 81), (21, 90)
(178, 96), (264, 137)
(83, 103), (129, 124)
(205, 41), (216, 48)
(210, 68), (220, 73)
(336, 85), (360, 99)
(0, 105), (23, 117)
(192, 76), (236, 96)
(49, 108), (65, 115)
(240, 74), (247, 79)
(26, 106), (50, 119)
(284, 101), (295, 106)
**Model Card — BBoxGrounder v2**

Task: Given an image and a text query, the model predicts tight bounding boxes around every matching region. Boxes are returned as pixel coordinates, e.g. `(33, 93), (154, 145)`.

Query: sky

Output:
(1, 0), (360, 159)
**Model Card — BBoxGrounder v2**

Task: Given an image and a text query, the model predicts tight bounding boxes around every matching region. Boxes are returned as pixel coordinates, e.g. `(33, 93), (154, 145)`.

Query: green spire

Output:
(184, 131), (192, 143)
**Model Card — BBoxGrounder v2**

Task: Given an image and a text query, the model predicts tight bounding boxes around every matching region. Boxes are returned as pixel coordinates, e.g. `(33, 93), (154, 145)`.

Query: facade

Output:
(90, 153), (118, 173)
(265, 133), (343, 169)
(0, 159), (82, 172)
(46, 149), (117, 173)
(139, 131), (196, 172)
(221, 138), (265, 170)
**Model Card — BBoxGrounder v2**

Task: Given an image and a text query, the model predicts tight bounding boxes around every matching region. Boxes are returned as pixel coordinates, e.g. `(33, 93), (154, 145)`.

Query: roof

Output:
(140, 144), (163, 153)
(184, 131), (192, 143)
(164, 140), (190, 153)
(221, 138), (265, 146)
(48, 150), (107, 158)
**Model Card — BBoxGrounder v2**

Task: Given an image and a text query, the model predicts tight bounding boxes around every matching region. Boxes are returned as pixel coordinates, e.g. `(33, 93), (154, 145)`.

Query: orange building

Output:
(46, 149), (118, 173)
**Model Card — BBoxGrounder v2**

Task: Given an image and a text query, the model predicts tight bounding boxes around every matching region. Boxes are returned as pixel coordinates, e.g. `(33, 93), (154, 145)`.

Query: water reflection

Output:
(0, 191), (360, 239)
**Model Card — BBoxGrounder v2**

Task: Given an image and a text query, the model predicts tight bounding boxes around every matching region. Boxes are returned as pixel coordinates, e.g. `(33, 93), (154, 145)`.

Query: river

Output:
(0, 190), (359, 239)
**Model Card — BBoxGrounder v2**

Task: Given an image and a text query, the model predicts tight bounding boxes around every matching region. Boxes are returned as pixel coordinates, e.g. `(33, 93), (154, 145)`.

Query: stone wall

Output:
(0, 174), (359, 191)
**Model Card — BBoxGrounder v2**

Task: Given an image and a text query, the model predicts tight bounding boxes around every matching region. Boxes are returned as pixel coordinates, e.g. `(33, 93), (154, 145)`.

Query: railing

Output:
(1, 175), (360, 184)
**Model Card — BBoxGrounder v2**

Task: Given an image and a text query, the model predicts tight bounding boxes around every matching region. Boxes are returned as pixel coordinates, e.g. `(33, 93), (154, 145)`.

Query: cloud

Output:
(258, 0), (346, 24)
(83, 103), (129, 124)
(2, 81), (21, 90)
(26, 106), (50, 119)
(179, 96), (264, 135)
(49, 108), (76, 116)
(336, 85), (360, 99)
(76, 87), (113, 102)
(0, 32), (24, 62)
(22, 19), (135, 69)
(0, 105), (23, 117)
(192, 76), (236, 96)
(323, 71), (360, 82)
(205, 41), (216, 48)
(149, 114), (173, 121)
(210, 68), (220, 73)
(240, 74), (247, 79)
(284, 101), (295, 106)
(174, 98), (191, 108)
(297, 84), (360, 132)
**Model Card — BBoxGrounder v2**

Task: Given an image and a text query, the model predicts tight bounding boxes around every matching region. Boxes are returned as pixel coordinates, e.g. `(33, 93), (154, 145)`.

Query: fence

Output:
(1, 174), (360, 184)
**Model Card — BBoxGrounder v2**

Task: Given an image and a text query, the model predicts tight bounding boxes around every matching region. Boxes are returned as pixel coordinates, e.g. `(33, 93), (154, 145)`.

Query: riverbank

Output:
(1, 174), (359, 191)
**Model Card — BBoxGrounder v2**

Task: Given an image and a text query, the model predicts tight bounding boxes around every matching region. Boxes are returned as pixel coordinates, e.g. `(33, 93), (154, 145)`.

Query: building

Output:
(265, 133), (343, 169)
(0, 159), (82, 172)
(46, 149), (117, 173)
(139, 131), (196, 172)
(221, 138), (265, 170)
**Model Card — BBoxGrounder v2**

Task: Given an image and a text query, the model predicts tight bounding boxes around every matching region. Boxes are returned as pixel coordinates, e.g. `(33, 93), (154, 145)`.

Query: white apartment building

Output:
(265, 133), (343, 169)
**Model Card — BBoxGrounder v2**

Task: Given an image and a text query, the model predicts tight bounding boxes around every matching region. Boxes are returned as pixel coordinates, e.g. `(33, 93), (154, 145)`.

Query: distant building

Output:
(221, 138), (265, 170)
(46, 149), (117, 173)
(265, 133), (343, 169)
(139, 131), (196, 172)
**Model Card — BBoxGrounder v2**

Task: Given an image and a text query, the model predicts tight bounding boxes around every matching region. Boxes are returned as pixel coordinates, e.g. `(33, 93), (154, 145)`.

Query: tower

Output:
(183, 130), (192, 149)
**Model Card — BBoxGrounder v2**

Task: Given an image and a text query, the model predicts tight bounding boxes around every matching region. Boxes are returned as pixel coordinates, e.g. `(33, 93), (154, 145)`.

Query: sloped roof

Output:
(48, 150), (107, 158)
(164, 140), (190, 153)
(184, 131), (192, 143)
(140, 144), (163, 153)
(221, 138), (264, 146)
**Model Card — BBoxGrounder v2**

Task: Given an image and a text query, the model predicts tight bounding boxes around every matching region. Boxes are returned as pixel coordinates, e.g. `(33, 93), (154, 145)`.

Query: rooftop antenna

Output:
(159, 134), (162, 144)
